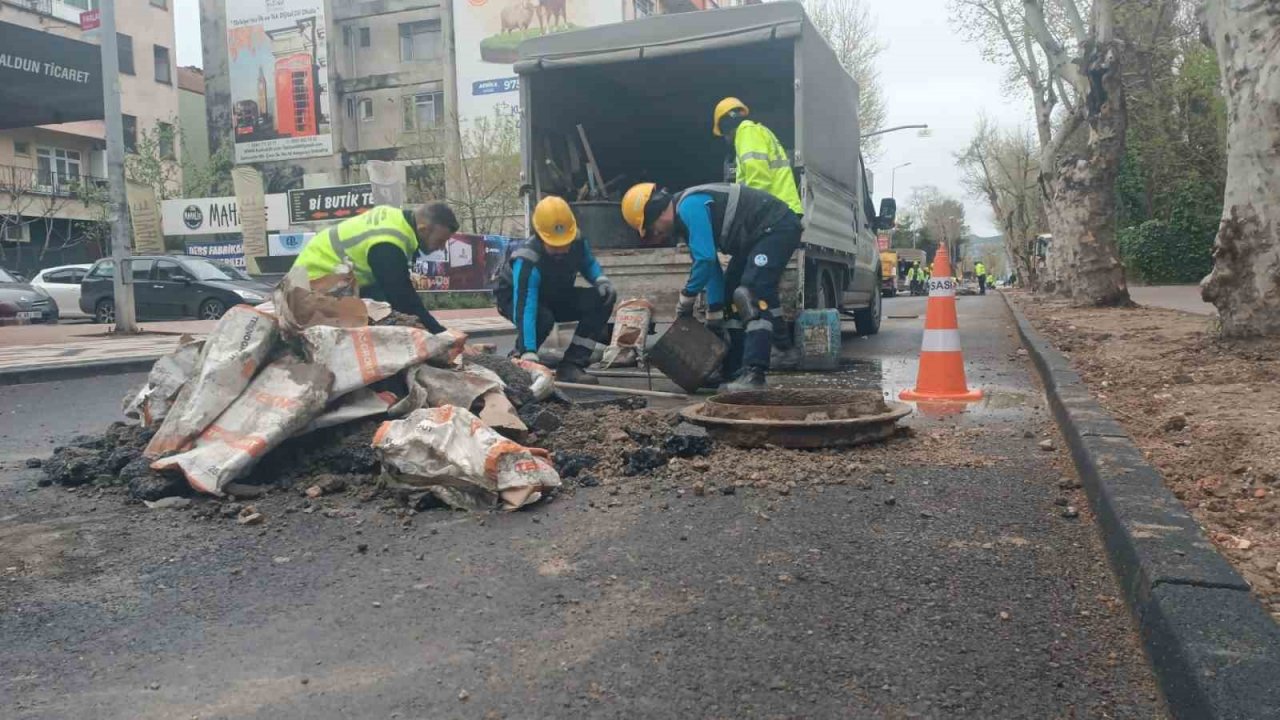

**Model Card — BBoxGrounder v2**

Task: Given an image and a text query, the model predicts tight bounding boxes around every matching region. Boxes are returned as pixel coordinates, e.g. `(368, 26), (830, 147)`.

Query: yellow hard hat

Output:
(532, 195), (577, 247)
(712, 96), (748, 137)
(621, 182), (657, 235)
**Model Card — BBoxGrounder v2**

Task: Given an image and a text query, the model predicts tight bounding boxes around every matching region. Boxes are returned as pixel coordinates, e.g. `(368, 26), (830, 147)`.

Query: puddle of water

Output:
(769, 359), (1037, 423)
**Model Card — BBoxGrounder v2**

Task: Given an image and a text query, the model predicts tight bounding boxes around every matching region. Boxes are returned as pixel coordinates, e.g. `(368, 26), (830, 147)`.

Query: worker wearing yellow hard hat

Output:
(495, 196), (615, 385)
(622, 181), (801, 391)
(296, 203), (459, 333)
(712, 97), (803, 217)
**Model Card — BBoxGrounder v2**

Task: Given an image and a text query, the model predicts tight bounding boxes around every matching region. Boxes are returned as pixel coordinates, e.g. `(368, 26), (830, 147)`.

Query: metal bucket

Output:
(648, 317), (727, 393)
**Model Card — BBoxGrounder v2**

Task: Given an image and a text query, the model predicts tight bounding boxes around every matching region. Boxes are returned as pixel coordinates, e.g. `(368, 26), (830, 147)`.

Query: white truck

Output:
(514, 2), (895, 333)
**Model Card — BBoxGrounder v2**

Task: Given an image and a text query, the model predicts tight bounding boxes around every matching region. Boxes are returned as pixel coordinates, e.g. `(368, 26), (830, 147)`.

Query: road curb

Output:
(1002, 292), (1280, 720)
(0, 325), (514, 387)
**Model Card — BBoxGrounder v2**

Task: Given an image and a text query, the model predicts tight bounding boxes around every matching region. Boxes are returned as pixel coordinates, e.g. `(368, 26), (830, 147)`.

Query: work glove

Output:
(675, 292), (697, 319)
(595, 276), (617, 306)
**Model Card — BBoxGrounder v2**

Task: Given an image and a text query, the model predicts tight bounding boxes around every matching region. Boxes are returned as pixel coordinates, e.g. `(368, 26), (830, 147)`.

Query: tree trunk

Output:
(1040, 38), (1131, 306)
(1199, 0), (1280, 337)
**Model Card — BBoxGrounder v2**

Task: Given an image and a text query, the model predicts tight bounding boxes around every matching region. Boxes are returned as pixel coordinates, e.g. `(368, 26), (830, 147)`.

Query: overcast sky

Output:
(172, 0), (1030, 235)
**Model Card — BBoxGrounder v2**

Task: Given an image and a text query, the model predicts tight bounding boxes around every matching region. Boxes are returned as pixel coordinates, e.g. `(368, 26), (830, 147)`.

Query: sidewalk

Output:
(1128, 285), (1216, 315)
(0, 308), (511, 381)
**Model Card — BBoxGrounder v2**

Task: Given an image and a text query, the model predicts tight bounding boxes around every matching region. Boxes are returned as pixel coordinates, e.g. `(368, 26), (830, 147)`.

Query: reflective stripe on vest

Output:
(677, 183), (741, 248)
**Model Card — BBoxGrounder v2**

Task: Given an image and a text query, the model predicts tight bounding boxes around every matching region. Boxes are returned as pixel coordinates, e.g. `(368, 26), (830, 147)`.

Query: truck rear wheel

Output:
(853, 277), (881, 336)
(804, 262), (841, 311)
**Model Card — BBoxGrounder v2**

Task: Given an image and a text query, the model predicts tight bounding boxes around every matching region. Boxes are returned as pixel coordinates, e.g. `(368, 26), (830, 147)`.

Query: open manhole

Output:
(680, 389), (911, 449)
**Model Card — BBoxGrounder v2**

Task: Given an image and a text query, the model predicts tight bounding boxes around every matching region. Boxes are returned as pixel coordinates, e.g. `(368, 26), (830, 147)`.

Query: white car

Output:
(31, 264), (92, 319)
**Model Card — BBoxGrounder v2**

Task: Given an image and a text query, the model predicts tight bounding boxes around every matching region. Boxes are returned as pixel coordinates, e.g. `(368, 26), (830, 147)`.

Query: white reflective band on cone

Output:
(920, 328), (962, 352)
(927, 279), (956, 297)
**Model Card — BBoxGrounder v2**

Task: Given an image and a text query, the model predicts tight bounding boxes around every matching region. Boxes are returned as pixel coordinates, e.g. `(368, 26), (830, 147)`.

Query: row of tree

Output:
(950, 0), (1277, 338)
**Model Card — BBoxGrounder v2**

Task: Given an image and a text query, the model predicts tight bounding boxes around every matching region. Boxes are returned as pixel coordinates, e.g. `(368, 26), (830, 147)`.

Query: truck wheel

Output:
(853, 278), (881, 336)
(804, 263), (841, 311)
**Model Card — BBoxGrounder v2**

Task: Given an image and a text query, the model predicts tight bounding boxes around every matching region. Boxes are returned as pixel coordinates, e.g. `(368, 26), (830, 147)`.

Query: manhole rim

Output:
(679, 399), (912, 428)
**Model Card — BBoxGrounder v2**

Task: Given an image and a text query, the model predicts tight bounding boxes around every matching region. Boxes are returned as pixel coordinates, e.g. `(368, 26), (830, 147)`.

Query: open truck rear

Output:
(515, 2), (893, 334)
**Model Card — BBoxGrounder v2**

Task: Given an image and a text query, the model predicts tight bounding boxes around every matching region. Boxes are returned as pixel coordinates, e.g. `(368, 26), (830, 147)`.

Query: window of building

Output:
(402, 92), (443, 131)
(118, 33), (135, 75)
(13, 141), (31, 157)
(359, 27), (371, 47)
(343, 26), (352, 46)
(359, 99), (374, 122)
(346, 97), (356, 118)
(154, 45), (172, 84)
(2, 223), (30, 243)
(35, 147), (82, 191)
(62, 0), (98, 11)
(158, 122), (176, 160)
(399, 21), (441, 62)
(407, 164), (446, 202)
(122, 114), (138, 153)
(634, 0), (656, 16)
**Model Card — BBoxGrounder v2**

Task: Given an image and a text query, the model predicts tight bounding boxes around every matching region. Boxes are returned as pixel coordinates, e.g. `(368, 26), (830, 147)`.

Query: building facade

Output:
(198, 0), (749, 208)
(178, 66), (210, 170)
(0, 0), (181, 272)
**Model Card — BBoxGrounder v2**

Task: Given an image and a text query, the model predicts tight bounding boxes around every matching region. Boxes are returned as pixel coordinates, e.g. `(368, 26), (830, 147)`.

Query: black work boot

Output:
(722, 367), (767, 392)
(556, 363), (598, 385)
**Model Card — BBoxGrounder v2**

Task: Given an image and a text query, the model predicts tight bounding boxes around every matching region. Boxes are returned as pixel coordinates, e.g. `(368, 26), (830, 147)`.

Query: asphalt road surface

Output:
(0, 294), (1165, 719)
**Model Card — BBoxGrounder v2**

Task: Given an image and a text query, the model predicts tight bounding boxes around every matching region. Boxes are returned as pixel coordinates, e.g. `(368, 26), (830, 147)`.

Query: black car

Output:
(79, 255), (273, 323)
(0, 266), (59, 323)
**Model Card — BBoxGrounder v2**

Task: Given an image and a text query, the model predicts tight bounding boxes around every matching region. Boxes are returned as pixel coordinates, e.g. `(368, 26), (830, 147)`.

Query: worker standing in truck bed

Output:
(621, 181), (801, 391)
(713, 97), (803, 218)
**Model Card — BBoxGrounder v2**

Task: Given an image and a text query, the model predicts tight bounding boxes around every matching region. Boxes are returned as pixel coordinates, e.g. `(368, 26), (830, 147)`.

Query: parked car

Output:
(31, 264), (92, 319)
(79, 255), (273, 323)
(0, 266), (59, 323)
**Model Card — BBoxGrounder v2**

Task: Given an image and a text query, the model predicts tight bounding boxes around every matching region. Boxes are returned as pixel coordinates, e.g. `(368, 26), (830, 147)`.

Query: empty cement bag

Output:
(511, 357), (555, 402)
(122, 335), (205, 427)
(300, 386), (400, 435)
(598, 298), (653, 368)
(272, 264), (366, 337)
(373, 406), (560, 511)
(302, 325), (467, 399)
(145, 306), (279, 457)
(390, 362), (505, 416)
(152, 357), (333, 495)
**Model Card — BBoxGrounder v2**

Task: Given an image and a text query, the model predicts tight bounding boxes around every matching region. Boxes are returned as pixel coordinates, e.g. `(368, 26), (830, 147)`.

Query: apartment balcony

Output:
(0, 164), (107, 202)
(1, 0), (90, 25)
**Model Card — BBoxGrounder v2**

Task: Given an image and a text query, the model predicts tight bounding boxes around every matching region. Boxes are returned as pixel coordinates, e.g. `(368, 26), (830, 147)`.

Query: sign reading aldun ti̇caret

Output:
(287, 183), (376, 224)
(0, 20), (103, 129)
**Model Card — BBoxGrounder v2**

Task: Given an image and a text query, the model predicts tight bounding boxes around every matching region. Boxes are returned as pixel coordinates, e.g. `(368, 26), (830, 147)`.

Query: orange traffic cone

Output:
(900, 243), (982, 402)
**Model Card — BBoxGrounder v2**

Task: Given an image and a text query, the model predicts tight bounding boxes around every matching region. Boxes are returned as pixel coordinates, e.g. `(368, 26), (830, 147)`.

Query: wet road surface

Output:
(0, 294), (1164, 718)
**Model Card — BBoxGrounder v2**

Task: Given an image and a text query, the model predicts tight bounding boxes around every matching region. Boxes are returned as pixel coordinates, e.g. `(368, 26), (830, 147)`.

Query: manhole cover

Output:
(680, 389), (911, 449)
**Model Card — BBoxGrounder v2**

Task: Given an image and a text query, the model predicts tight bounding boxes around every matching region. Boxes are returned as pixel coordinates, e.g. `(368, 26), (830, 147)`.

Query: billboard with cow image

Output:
(451, 0), (624, 126)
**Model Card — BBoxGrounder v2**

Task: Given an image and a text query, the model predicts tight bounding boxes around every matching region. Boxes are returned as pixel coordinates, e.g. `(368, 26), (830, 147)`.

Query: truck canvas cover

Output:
(516, 1), (862, 197)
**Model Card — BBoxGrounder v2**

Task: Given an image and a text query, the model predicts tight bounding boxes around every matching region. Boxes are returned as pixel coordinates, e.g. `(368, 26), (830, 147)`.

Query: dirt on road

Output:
(1013, 293), (1280, 620)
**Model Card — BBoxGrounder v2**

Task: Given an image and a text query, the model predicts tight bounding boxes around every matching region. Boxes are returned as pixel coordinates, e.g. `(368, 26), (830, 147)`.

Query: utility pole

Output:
(440, 0), (465, 207)
(98, 3), (136, 332)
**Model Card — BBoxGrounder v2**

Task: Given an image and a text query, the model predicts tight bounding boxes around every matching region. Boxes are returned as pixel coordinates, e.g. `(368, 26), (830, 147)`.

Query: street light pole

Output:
(890, 162), (911, 197)
(862, 123), (930, 140)
(98, 3), (136, 333)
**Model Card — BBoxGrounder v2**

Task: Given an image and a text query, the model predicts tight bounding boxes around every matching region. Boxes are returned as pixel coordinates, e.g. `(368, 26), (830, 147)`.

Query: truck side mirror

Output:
(876, 198), (897, 231)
